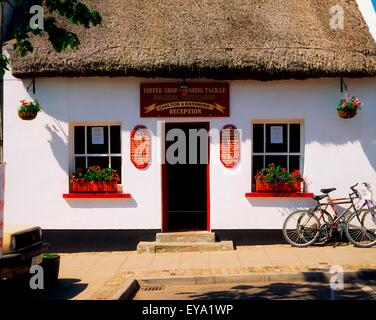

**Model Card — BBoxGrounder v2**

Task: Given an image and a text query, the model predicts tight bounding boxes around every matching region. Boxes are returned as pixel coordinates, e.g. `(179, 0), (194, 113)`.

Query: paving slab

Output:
(180, 252), (211, 270)
(149, 253), (182, 270)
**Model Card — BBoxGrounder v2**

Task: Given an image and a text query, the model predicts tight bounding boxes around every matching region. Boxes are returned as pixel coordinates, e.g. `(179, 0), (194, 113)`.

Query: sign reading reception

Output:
(140, 83), (229, 117)
(0, 163), (5, 258)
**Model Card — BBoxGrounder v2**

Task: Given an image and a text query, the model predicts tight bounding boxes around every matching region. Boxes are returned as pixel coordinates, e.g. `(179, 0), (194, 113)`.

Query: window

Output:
(73, 124), (122, 183)
(252, 121), (303, 190)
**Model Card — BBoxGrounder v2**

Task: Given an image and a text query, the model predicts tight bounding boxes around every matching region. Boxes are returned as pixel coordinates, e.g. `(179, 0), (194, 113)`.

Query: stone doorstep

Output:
(156, 231), (216, 243)
(137, 241), (234, 254)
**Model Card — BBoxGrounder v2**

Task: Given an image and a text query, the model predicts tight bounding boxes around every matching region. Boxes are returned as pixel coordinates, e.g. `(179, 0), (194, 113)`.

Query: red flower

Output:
(352, 101), (358, 107)
(282, 168), (286, 172)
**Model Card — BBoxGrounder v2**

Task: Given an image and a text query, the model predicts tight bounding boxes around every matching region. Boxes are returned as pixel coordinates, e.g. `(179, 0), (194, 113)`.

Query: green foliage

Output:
(44, 17), (80, 52)
(0, 55), (9, 77)
(70, 166), (120, 183)
(255, 163), (303, 183)
(18, 99), (42, 113)
(43, 252), (58, 259)
(2, 0), (102, 64)
(337, 95), (364, 112)
(45, 0), (102, 27)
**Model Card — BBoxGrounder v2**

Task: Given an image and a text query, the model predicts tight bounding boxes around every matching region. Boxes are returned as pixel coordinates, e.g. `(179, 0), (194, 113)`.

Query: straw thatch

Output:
(9, 0), (376, 80)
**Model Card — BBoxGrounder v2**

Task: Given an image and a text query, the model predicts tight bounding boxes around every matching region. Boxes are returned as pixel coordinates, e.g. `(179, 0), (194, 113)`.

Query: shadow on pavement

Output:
(0, 277), (88, 300)
(175, 282), (373, 300)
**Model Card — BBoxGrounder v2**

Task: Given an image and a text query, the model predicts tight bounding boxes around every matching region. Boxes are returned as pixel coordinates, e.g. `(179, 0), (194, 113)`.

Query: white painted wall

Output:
(3, 70), (376, 230)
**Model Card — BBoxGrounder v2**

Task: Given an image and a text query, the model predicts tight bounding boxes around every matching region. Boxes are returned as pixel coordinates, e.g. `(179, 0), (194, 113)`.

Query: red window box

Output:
(255, 180), (302, 193)
(63, 193), (131, 199)
(70, 181), (121, 193)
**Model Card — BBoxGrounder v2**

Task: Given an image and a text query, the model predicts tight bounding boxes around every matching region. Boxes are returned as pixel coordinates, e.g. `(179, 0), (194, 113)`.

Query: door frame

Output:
(161, 122), (210, 232)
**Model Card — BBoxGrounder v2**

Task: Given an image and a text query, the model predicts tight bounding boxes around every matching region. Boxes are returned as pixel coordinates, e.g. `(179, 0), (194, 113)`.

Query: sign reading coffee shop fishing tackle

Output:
(140, 83), (229, 117)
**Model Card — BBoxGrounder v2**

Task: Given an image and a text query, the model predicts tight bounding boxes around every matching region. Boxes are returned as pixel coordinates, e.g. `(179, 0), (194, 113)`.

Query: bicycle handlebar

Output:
(350, 183), (359, 190)
(350, 183), (360, 198)
(363, 182), (371, 189)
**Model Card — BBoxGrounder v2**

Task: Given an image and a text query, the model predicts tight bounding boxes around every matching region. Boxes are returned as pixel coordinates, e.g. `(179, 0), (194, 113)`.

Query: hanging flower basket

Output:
(337, 95), (364, 120)
(337, 109), (357, 119)
(18, 100), (41, 120)
(18, 111), (38, 120)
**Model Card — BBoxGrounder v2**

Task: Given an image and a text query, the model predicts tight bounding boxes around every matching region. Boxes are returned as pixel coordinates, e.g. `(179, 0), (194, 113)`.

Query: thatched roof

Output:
(9, 0), (376, 80)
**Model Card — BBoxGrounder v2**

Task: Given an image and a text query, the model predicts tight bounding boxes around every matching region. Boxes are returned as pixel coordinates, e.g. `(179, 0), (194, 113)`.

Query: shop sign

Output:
(220, 125), (240, 168)
(140, 83), (229, 117)
(131, 126), (151, 169)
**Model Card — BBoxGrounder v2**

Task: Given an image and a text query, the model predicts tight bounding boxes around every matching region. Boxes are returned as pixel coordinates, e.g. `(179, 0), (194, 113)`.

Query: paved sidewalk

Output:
(53, 244), (376, 300)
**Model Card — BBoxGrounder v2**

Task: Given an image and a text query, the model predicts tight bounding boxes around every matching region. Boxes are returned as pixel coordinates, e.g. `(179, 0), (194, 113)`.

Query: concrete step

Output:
(137, 241), (234, 254)
(156, 231), (215, 243)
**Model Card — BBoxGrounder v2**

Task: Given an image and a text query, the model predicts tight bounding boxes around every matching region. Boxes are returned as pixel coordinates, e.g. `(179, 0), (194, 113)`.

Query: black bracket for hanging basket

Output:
(340, 77), (348, 93)
(26, 77), (36, 94)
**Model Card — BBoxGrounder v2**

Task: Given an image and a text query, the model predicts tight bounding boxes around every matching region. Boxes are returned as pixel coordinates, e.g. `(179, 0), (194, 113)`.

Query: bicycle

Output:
(282, 183), (376, 248)
(315, 182), (376, 245)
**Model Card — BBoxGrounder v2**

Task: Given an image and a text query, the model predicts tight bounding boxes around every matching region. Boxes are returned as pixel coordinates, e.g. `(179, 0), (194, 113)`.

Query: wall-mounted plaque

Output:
(220, 125), (240, 168)
(130, 125), (151, 169)
(141, 83), (229, 117)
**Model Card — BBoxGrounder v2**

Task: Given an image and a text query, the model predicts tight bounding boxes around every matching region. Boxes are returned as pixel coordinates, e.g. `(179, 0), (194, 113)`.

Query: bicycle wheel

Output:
(283, 210), (320, 247)
(345, 209), (376, 248)
(312, 209), (334, 245)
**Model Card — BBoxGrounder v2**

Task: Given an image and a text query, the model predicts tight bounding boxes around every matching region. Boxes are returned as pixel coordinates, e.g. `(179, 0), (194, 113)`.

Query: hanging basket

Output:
(18, 111), (38, 120)
(337, 109), (357, 119)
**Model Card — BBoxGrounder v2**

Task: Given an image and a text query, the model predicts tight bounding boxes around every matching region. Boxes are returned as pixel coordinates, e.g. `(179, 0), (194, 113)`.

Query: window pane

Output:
(75, 157), (86, 170)
(289, 124), (301, 153)
(87, 156), (109, 169)
(252, 155), (264, 190)
(265, 155), (288, 169)
(111, 156), (122, 183)
(289, 156), (300, 172)
(74, 126), (85, 154)
(265, 124), (287, 153)
(110, 126), (121, 154)
(253, 124), (264, 153)
(87, 126), (109, 154)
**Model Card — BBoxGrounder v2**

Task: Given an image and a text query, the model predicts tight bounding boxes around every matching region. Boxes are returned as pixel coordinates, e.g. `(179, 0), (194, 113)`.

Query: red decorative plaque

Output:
(140, 83), (229, 117)
(220, 125), (240, 168)
(130, 125), (151, 169)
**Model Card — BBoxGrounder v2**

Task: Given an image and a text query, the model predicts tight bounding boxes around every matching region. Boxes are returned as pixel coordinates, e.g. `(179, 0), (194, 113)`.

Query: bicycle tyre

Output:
(282, 210), (320, 247)
(345, 209), (376, 248)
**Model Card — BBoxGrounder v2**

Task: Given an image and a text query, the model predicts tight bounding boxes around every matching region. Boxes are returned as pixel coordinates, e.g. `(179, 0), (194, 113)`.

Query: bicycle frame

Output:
(313, 192), (359, 226)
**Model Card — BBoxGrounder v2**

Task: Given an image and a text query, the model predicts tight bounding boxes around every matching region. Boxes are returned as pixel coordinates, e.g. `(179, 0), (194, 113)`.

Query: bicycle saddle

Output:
(312, 194), (328, 201)
(320, 188), (336, 194)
